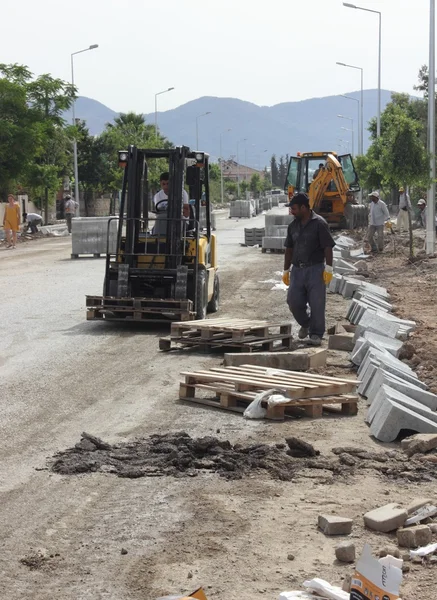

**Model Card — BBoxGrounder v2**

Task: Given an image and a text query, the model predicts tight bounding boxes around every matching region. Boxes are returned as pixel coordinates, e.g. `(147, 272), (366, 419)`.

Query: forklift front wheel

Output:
(196, 269), (208, 320)
(207, 273), (220, 313)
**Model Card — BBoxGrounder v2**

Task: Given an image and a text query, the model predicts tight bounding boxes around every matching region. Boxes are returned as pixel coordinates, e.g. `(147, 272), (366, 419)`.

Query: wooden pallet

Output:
(178, 364), (359, 420)
(160, 333), (293, 353)
(170, 318), (292, 341)
(86, 295), (195, 322)
(71, 253), (105, 259)
(261, 248), (285, 254)
(179, 380), (358, 421)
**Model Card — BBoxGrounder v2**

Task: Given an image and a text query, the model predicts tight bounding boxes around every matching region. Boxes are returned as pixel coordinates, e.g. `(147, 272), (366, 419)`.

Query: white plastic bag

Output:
(303, 578), (349, 600)
(243, 389), (289, 420)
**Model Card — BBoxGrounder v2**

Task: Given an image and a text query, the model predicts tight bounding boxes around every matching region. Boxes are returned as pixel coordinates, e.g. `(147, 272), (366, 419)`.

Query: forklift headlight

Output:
(195, 152), (204, 163)
(118, 151), (128, 167)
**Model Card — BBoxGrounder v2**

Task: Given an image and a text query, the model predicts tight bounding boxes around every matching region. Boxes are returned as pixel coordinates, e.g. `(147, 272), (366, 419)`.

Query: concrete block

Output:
(340, 249), (351, 259)
(262, 236), (285, 250)
(354, 312), (400, 340)
(224, 348), (327, 371)
(342, 277), (365, 299)
(329, 273), (343, 294)
(366, 385), (437, 426)
(71, 217), (118, 255)
(362, 331), (403, 357)
(360, 282), (390, 299)
(365, 368), (437, 410)
(335, 258), (358, 272)
(364, 503), (407, 533)
(328, 333), (355, 352)
(335, 542), (356, 563)
(318, 515), (353, 536)
(406, 497), (434, 515)
(397, 525), (432, 548)
(334, 267), (358, 276)
(354, 291), (393, 312)
(370, 396), (437, 443)
(401, 433), (437, 456)
(375, 310), (416, 332)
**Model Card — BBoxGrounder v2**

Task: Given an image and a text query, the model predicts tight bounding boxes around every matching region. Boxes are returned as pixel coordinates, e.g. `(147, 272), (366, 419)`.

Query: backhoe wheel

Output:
(207, 273), (220, 313)
(196, 269), (208, 320)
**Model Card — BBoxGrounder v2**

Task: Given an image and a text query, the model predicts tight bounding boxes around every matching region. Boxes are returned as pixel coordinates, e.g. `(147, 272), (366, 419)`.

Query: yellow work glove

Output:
(282, 270), (290, 286)
(385, 221), (393, 231)
(323, 265), (333, 285)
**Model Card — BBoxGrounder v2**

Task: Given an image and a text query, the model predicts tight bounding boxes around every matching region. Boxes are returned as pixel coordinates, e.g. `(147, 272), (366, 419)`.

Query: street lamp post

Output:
(336, 62), (364, 154)
(154, 87), (175, 137)
(341, 95), (361, 152)
(341, 127), (354, 156)
(220, 128), (232, 204)
(71, 44), (98, 218)
(258, 149), (268, 171)
(427, 0), (436, 255)
(338, 115), (355, 156)
(343, 3), (381, 138)
(237, 138), (247, 198)
(195, 112), (211, 149)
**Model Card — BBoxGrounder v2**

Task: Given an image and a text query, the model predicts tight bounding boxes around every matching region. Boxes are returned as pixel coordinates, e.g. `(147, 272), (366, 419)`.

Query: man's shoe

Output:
(298, 327), (309, 339)
(307, 335), (322, 347)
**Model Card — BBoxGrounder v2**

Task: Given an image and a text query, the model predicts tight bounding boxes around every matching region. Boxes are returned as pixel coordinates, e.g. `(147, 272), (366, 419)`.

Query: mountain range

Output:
(66, 89), (396, 169)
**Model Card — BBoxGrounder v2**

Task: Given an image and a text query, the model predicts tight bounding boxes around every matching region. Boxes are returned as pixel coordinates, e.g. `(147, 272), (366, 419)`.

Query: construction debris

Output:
(363, 503), (408, 533)
(335, 541), (356, 563)
(318, 515), (353, 536)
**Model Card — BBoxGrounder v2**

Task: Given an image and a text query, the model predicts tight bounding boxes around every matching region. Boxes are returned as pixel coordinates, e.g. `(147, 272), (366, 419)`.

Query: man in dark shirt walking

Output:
(282, 193), (335, 346)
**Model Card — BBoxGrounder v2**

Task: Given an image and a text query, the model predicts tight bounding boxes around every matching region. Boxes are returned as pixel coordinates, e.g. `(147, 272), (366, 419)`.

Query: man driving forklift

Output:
(153, 172), (190, 219)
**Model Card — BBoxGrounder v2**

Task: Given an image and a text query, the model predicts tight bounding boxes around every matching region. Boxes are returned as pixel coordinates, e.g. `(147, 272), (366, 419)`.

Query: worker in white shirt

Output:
(397, 186), (411, 233)
(64, 194), (79, 234)
(153, 172), (190, 218)
(23, 212), (43, 234)
(366, 191), (390, 253)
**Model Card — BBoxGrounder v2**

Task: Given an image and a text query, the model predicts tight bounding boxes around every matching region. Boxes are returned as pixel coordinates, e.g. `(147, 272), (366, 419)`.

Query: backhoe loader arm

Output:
(308, 153), (350, 211)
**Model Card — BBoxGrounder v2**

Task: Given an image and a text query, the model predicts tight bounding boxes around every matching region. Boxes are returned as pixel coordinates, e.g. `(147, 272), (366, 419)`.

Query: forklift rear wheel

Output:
(207, 273), (220, 313)
(196, 269), (208, 320)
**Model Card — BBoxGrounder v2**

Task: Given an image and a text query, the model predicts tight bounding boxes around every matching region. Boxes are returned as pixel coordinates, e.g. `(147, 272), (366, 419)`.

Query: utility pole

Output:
(427, 0), (436, 255)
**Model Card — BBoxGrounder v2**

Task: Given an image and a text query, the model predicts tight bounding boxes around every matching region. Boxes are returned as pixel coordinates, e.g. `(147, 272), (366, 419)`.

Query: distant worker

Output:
(417, 199), (427, 228)
(282, 192), (335, 347)
(153, 172), (190, 219)
(23, 212), (43, 234)
(366, 191), (390, 253)
(313, 163), (324, 180)
(397, 186), (411, 233)
(64, 194), (79, 234)
(3, 194), (21, 249)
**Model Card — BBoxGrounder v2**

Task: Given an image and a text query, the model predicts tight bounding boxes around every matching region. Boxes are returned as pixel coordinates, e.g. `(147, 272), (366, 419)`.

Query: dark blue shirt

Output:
(284, 211), (335, 266)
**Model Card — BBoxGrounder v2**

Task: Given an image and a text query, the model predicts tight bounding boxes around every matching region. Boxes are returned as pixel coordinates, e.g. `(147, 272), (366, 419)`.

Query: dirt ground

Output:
(1, 214), (437, 600)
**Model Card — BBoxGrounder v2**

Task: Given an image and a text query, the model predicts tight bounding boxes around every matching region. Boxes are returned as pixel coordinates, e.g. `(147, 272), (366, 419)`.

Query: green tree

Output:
(225, 180), (237, 197)
(250, 173), (262, 197)
(0, 76), (39, 199)
(278, 155), (287, 188)
(270, 155), (279, 187)
(100, 112), (172, 197)
(240, 180), (249, 196)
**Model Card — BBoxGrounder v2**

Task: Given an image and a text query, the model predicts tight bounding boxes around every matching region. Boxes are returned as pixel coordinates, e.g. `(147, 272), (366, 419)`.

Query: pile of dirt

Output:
(50, 433), (437, 483)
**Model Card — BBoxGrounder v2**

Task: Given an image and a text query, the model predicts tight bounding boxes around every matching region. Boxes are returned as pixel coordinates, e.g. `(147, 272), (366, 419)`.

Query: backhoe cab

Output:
(86, 145), (219, 322)
(285, 151), (367, 229)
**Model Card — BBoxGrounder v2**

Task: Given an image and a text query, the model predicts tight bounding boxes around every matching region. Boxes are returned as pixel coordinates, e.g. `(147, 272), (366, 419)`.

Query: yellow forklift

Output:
(86, 145), (219, 322)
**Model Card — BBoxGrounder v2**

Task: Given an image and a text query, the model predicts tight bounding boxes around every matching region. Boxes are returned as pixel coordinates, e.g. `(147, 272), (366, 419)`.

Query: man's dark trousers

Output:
(287, 263), (326, 337)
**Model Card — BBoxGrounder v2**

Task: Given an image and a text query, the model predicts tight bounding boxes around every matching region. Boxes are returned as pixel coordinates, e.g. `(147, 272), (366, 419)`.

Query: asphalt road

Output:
(0, 208), (292, 599)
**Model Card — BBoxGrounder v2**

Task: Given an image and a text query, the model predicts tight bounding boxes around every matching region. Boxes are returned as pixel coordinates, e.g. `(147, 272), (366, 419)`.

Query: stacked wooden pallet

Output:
(179, 364), (359, 420)
(160, 318), (293, 352)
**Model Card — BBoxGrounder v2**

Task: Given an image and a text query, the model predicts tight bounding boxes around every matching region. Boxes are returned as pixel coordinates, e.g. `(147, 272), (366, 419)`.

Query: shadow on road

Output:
(61, 320), (171, 337)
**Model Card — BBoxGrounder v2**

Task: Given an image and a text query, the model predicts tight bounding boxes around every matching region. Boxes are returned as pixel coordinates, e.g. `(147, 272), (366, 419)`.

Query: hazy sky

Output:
(2, 0), (431, 113)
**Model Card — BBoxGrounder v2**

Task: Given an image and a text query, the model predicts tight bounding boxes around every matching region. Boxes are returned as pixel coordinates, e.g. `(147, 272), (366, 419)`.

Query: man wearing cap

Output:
(282, 193), (335, 346)
(397, 187), (411, 233)
(64, 194), (79, 234)
(367, 191), (390, 253)
(417, 199), (427, 228)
